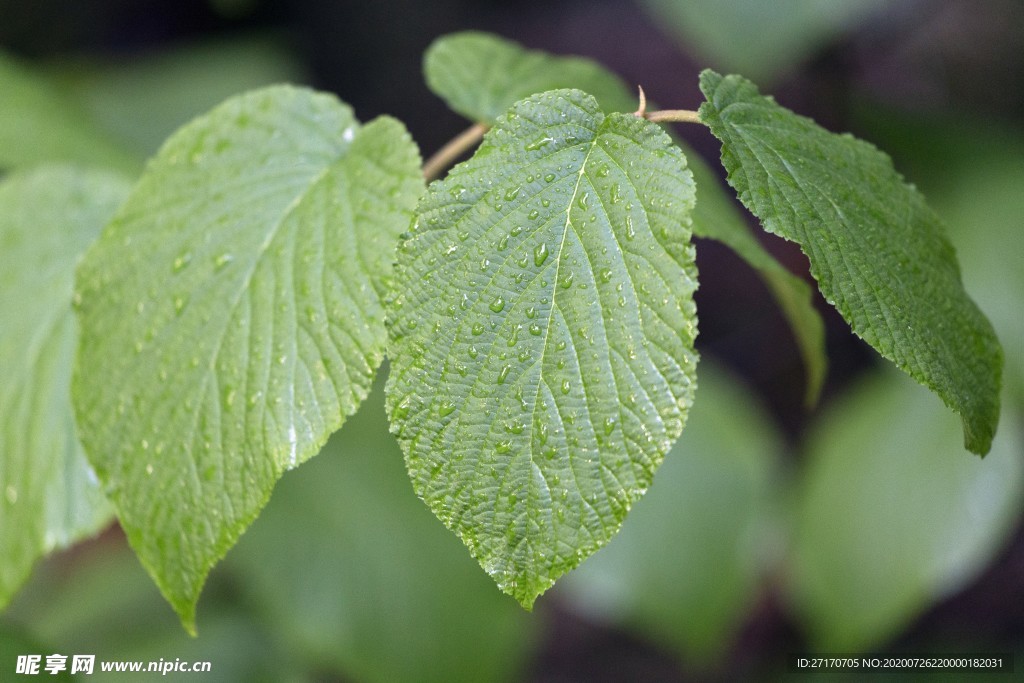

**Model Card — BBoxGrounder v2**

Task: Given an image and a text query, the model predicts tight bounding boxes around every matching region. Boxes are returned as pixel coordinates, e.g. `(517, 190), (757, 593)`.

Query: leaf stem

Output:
(423, 122), (489, 182)
(642, 109), (703, 124)
(632, 85), (702, 125)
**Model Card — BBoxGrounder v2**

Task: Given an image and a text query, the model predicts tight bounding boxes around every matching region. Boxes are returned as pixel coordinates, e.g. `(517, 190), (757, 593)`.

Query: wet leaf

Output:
(72, 86), (423, 631)
(699, 70), (1002, 454)
(387, 89), (699, 607)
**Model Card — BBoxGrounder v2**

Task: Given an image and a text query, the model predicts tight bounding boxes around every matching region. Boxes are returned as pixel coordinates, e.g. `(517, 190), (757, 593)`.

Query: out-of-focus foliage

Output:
(51, 37), (306, 158)
(639, 0), (893, 82)
(788, 370), (1023, 650)
(0, 51), (136, 172)
(0, 166), (127, 609)
(228, 378), (537, 683)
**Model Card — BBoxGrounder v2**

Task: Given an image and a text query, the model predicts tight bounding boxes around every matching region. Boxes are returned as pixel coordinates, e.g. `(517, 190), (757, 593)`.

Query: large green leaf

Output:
(386, 89), (699, 607)
(230, 378), (535, 683)
(559, 361), (782, 664)
(788, 370), (1024, 650)
(688, 151), (826, 405)
(424, 31), (636, 124)
(698, 70), (1002, 454)
(640, 0), (892, 83)
(0, 51), (138, 172)
(425, 31), (826, 402)
(0, 166), (126, 609)
(72, 86), (423, 631)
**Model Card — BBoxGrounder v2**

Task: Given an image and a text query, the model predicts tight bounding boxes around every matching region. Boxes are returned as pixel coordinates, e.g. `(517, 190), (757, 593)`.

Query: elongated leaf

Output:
(72, 86), (423, 631)
(699, 70), (1002, 454)
(425, 31), (825, 402)
(424, 32), (636, 124)
(0, 51), (138, 172)
(386, 89), (699, 607)
(0, 166), (126, 608)
(688, 151), (826, 405)
(788, 371), (1023, 650)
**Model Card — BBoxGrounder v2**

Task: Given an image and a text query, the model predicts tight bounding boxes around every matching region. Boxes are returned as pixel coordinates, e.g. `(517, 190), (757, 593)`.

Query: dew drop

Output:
(504, 186), (521, 201)
(561, 380), (571, 394)
(472, 323), (485, 335)
(559, 272), (574, 289)
(439, 400), (456, 417)
(525, 137), (553, 151)
(603, 417), (616, 435)
(497, 364), (511, 384)
(533, 242), (549, 267)
(544, 173), (556, 182)
(495, 440), (513, 454)
(393, 394), (412, 419)
(172, 251), (192, 273)
(489, 297), (505, 313)
(529, 323), (542, 336)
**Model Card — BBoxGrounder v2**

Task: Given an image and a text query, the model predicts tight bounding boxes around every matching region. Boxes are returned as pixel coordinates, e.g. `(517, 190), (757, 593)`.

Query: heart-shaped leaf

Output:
(387, 89), (699, 607)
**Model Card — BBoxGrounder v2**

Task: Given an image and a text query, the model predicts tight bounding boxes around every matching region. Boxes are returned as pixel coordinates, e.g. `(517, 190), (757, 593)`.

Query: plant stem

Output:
(642, 109), (703, 124)
(423, 123), (489, 182)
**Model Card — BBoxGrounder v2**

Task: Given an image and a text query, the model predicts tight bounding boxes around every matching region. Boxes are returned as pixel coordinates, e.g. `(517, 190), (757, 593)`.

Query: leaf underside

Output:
(686, 151), (826, 405)
(0, 166), (127, 608)
(386, 89), (699, 607)
(699, 70), (1002, 454)
(72, 85), (423, 631)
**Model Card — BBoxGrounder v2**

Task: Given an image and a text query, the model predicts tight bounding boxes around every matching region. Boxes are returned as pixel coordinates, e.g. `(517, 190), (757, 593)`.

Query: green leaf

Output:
(788, 370), (1024, 650)
(0, 166), (126, 609)
(688, 151), (827, 405)
(386, 89), (699, 607)
(230, 378), (535, 683)
(425, 31), (826, 403)
(72, 85), (423, 631)
(0, 51), (138, 173)
(424, 31), (637, 125)
(639, 0), (890, 83)
(559, 361), (782, 663)
(698, 70), (1002, 454)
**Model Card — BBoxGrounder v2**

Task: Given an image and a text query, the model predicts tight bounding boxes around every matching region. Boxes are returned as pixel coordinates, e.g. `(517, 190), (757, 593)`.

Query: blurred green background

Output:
(2, 0), (1022, 680)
